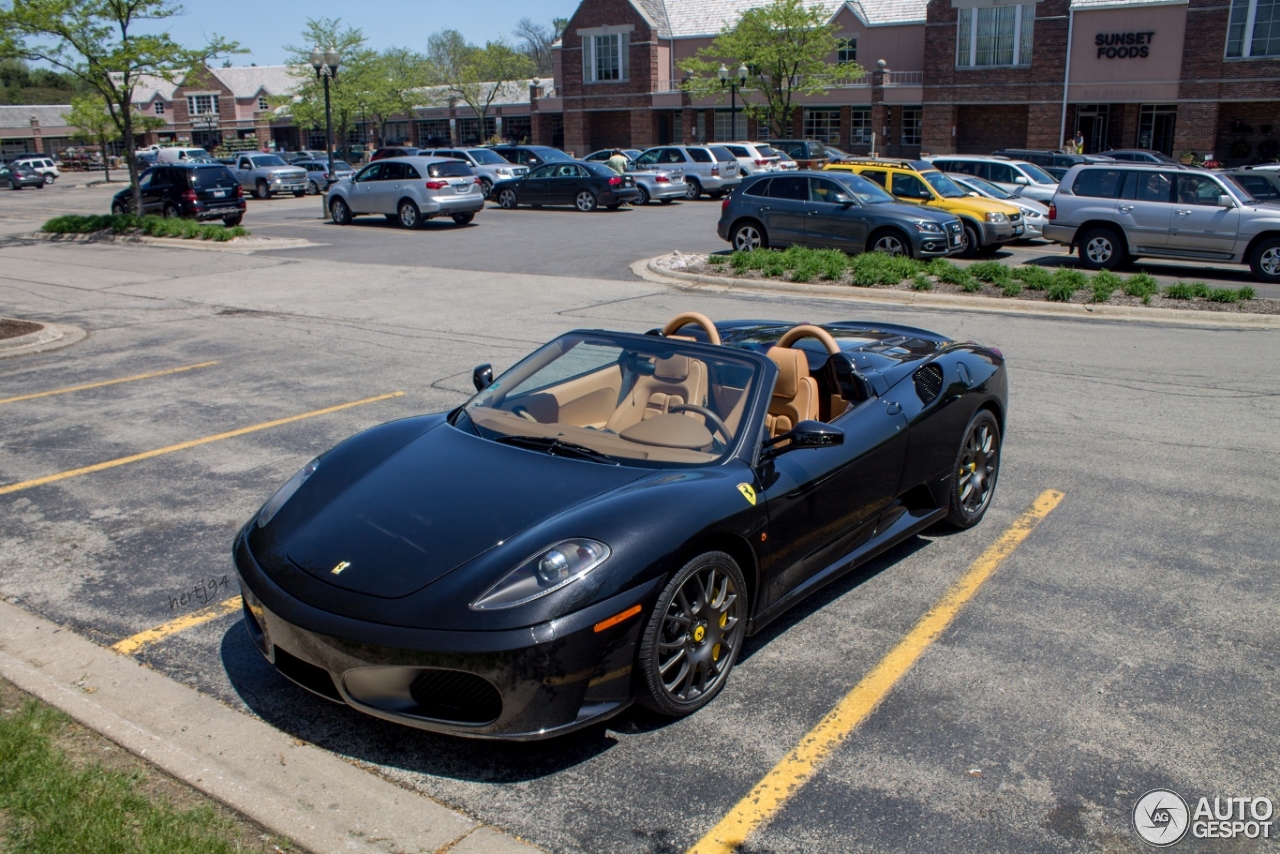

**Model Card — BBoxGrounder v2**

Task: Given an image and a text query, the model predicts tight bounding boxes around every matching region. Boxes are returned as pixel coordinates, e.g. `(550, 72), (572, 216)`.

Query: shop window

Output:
(1226, 0), (1280, 58)
(584, 32), (629, 82)
(957, 4), (1035, 68)
(851, 108), (871, 145)
(186, 94), (219, 116)
(901, 107), (922, 146)
(802, 108), (840, 145)
(714, 110), (744, 142)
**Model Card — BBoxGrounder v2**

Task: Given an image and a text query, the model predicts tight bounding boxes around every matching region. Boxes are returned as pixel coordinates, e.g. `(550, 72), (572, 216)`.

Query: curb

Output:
(0, 320), (87, 360)
(21, 232), (319, 252)
(635, 257), (1280, 330)
(0, 599), (543, 854)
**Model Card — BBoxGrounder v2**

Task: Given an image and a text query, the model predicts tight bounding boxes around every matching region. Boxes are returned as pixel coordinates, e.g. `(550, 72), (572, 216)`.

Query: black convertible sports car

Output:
(234, 313), (1007, 739)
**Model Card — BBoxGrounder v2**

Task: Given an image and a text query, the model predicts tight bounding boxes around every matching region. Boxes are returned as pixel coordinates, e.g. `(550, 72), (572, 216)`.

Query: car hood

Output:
(286, 424), (647, 598)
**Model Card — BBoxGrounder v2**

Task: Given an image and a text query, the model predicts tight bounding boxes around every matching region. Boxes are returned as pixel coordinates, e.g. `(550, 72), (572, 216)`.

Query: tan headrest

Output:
(766, 347), (809, 399)
(654, 354), (691, 381)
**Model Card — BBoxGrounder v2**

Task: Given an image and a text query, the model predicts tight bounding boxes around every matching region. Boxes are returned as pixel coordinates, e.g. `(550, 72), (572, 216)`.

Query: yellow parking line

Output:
(0, 391), (405, 497)
(112, 596), (242, 655)
(686, 489), (1066, 854)
(0, 360), (220, 406)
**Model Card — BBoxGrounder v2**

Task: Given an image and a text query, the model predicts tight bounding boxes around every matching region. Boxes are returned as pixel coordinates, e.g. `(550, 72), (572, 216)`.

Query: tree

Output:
(0, 0), (240, 213)
(363, 47), (430, 146)
(512, 17), (567, 78)
(425, 30), (535, 141)
(678, 0), (861, 138)
(279, 19), (381, 154)
(64, 95), (163, 180)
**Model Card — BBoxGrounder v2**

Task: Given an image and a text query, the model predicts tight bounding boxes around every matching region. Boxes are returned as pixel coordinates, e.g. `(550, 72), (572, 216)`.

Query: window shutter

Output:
(619, 32), (630, 81)
(584, 36), (594, 83)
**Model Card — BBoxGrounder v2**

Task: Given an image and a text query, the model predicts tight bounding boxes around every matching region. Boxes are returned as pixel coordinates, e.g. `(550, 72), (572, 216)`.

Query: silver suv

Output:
(1044, 164), (1280, 283)
(634, 145), (741, 199)
(424, 148), (528, 198)
(328, 156), (485, 228)
(928, 155), (1058, 203)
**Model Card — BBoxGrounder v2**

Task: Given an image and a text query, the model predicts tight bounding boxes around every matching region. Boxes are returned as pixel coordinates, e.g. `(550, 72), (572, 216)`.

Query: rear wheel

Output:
(575, 190), (598, 212)
(451, 212), (474, 225)
(944, 410), (1001, 529)
(1077, 226), (1125, 271)
(329, 197), (352, 224)
(162, 203), (179, 219)
(868, 228), (911, 258)
(730, 220), (767, 252)
(1248, 236), (1280, 284)
(306, 180), (320, 195)
(397, 200), (422, 228)
(223, 214), (243, 227)
(636, 551), (747, 717)
(43, 173), (54, 185)
(479, 178), (493, 198)
(497, 188), (518, 209)
(685, 177), (703, 200)
(634, 185), (651, 206)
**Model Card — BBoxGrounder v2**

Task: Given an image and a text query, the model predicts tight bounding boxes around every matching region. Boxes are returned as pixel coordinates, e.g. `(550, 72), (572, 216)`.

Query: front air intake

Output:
(914, 364), (943, 405)
(409, 669), (503, 724)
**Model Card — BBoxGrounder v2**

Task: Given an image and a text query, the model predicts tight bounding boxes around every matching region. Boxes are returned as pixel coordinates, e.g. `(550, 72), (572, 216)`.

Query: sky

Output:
(159, 0), (582, 67)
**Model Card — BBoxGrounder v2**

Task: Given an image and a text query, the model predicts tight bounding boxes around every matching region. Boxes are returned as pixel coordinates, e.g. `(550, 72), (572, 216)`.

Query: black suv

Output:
(111, 163), (246, 226)
(487, 145), (573, 168)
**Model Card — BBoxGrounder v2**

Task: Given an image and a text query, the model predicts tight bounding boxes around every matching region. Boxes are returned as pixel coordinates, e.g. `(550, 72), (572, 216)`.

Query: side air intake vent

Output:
(914, 364), (943, 405)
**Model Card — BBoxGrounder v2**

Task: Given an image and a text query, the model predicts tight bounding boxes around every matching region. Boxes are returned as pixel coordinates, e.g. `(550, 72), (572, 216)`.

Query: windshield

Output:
(922, 171), (967, 198)
(959, 175), (1014, 199)
(1020, 162), (1057, 184)
(252, 155), (287, 167)
(467, 149), (508, 165)
(332, 161), (353, 171)
(456, 332), (761, 467)
(835, 173), (896, 204)
(534, 148), (573, 162)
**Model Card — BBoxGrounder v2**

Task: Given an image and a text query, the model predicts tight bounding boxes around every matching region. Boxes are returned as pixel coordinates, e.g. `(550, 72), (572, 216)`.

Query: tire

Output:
(708, 190), (725, 200)
(606, 203), (621, 210)
(292, 190), (306, 198)
(43, 173), (54, 185)
(1248, 236), (1280, 284)
(9, 182), (18, 191)
(959, 221), (982, 259)
(162, 203), (179, 219)
(634, 185), (650, 206)
(451, 212), (474, 225)
(111, 201), (127, 215)
(660, 198), (673, 205)
(497, 188), (518, 209)
(868, 228), (911, 258)
(1077, 226), (1125, 271)
(223, 214), (243, 227)
(730, 220), (768, 252)
(575, 190), (598, 212)
(254, 181), (271, 200)
(635, 551), (748, 717)
(944, 409), (1001, 529)
(397, 200), (422, 228)
(479, 178), (493, 199)
(329, 197), (352, 225)
(685, 177), (703, 200)
(306, 180), (320, 195)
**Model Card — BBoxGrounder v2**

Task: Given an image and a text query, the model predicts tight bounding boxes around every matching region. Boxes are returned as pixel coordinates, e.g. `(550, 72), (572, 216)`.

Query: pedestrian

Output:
(1073, 130), (1085, 154)
(605, 148), (630, 175)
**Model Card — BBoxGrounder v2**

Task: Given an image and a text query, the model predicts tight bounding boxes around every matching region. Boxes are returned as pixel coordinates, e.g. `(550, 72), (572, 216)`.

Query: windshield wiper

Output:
(495, 435), (618, 465)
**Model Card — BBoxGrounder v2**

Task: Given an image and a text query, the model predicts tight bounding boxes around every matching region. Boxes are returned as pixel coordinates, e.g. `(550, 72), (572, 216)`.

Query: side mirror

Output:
(1014, 175), (1030, 185)
(832, 193), (855, 206)
(472, 363), (493, 391)
(1217, 194), (1235, 208)
(762, 420), (844, 459)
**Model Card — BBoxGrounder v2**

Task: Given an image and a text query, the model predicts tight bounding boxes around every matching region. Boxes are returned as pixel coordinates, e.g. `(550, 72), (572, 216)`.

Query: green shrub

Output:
(1090, 269), (1123, 303)
(707, 254), (728, 265)
(926, 259), (973, 287)
(1164, 281), (1209, 300)
(1001, 279), (1023, 297)
(809, 249), (850, 281)
(1046, 267), (1089, 301)
(960, 277), (984, 292)
(911, 273), (933, 291)
(849, 251), (920, 287)
(967, 261), (1013, 286)
(1206, 287), (1239, 303)
(41, 214), (246, 241)
(1238, 286), (1256, 301)
(1010, 265), (1053, 290)
(1123, 272), (1160, 300)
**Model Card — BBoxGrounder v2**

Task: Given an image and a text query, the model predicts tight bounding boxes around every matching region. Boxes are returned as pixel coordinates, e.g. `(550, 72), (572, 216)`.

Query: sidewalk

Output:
(0, 598), (543, 854)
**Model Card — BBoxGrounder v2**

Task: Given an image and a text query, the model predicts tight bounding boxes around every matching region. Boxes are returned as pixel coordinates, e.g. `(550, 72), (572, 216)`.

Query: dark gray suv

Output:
(717, 171), (964, 257)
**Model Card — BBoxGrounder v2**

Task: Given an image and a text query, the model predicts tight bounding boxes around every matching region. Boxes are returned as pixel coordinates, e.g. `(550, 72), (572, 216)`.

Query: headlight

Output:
(985, 212), (1008, 223)
(496, 168), (512, 176)
(256, 458), (319, 527)
(470, 538), (611, 610)
(913, 221), (944, 234)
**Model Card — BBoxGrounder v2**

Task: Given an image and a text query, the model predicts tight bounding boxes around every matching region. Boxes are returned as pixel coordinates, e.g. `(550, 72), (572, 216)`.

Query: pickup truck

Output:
(232, 153), (308, 199)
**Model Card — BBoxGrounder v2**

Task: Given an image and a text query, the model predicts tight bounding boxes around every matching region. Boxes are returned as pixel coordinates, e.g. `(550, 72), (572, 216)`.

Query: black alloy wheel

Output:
(730, 220), (767, 251)
(685, 177), (703, 200)
(162, 203), (179, 219)
(945, 410), (1001, 528)
(634, 184), (650, 205)
(636, 551), (747, 716)
(451, 212), (474, 225)
(397, 200), (422, 228)
(479, 178), (493, 199)
(575, 190), (598, 212)
(497, 188), (518, 209)
(329, 197), (352, 225)
(255, 181), (271, 200)
(1078, 226), (1125, 271)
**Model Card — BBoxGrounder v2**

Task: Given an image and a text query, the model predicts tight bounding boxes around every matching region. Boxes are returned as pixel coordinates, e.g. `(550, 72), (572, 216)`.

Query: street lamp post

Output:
(309, 46), (341, 187)
(718, 62), (749, 141)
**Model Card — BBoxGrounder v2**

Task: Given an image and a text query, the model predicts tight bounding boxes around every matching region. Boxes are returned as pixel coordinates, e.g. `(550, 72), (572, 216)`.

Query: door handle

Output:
(758, 206), (770, 212)
(1175, 209), (1191, 216)
(1118, 205), (1134, 212)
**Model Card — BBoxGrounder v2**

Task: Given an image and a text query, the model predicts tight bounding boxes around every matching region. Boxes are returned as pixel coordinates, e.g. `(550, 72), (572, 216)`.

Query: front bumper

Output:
(269, 176), (308, 192)
(233, 534), (656, 740)
(979, 220), (1017, 245)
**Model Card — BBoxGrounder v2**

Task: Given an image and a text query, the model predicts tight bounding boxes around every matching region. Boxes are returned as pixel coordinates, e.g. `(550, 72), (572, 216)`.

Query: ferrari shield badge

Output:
(736, 483), (757, 506)
(331, 560), (351, 575)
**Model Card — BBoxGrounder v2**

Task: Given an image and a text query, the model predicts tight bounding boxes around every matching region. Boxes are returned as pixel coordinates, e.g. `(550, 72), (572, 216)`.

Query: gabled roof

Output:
(129, 73), (181, 103)
(0, 104), (75, 130)
(628, 0), (928, 38)
(208, 65), (297, 99)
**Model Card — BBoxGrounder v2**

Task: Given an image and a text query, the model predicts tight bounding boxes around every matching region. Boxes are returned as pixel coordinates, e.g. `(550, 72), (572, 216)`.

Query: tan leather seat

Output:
(765, 347), (819, 438)
(606, 354), (707, 433)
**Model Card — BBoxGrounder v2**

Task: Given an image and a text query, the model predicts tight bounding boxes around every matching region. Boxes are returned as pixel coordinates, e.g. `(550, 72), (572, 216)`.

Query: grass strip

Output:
(42, 214), (248, 242)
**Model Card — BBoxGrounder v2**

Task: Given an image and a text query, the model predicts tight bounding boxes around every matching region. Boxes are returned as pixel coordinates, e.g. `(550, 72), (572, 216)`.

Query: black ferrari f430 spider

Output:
(233, 313), (1007, 739)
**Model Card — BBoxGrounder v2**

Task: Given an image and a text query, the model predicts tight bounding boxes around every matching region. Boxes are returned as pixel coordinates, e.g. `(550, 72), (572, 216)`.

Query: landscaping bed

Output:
(659, 248), (1278, 315)
(0, 319), (43, 341)
(41, 214), (249, 242)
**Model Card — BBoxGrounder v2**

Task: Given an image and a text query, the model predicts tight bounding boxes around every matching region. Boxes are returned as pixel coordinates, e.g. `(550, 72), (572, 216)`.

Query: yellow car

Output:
(825, 159), (1022, 256)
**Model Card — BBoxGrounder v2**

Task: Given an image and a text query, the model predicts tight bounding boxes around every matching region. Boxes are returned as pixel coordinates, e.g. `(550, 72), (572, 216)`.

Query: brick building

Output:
(542, 0), (1280, 166)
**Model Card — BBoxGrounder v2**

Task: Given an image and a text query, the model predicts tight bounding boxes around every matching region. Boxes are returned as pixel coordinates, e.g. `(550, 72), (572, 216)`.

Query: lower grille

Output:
(273, 646), (343, 702)
(409, 669), (503, 724)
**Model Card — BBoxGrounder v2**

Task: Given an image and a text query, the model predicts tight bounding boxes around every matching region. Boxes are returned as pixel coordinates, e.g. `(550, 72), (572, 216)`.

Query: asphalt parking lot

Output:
(1, 180), (1278, 853)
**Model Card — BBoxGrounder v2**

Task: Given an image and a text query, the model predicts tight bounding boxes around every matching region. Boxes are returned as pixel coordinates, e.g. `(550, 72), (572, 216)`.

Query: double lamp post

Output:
(718, 62), (749, 140)
(308, 46), (341, 190)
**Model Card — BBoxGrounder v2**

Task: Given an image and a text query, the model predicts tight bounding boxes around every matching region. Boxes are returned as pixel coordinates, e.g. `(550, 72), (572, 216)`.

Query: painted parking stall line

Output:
(0, 360), (220, 406)
(686, 489), (1066, 854)
(112, 596), (243, 655)
(0, 391), (405, 496)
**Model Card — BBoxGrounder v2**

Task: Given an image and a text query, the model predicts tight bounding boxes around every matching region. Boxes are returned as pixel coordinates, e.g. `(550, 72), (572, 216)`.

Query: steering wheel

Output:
(511, 405), (538, 423)
(661, 311), (722, 345)
(776, 324), (840, 355)
(668, 403), (731, 444)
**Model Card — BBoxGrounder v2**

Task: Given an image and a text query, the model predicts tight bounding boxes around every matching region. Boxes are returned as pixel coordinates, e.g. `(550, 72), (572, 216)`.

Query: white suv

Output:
(721, 142), (783, 176)
(9, 155), (59, 184)
(634, 145), (741, 199)
(928, 155), (1058, 203)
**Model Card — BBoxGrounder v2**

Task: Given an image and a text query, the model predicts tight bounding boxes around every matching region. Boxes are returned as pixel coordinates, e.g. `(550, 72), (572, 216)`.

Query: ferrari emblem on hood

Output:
(331, 560), (351, 575)
(737, 483), (757, 506)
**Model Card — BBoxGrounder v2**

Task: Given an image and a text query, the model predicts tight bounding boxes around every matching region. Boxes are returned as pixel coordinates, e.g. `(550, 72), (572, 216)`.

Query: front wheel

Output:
(634, 185), (650, 206)
(162, 203), (179, 219)
(868, 229), (911, 258)
(451, 212), (474, 225)
(635, 551), (747, 717)
(43, 174), (54, 185)
(254, 181), (271, 200)
(329, 197), (352, 225)
(397, 200), (422, 228)
(1248, 236), (1280, 284)
(1077, 227), (1125, 271)
(575, 190), (598, 212)
(959, 222), (982, 259)
(497, 188), (518, 209)
(730, 220), (767, 252)
(111, 201), (128, 215)
(944, 410), (1001, 529)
